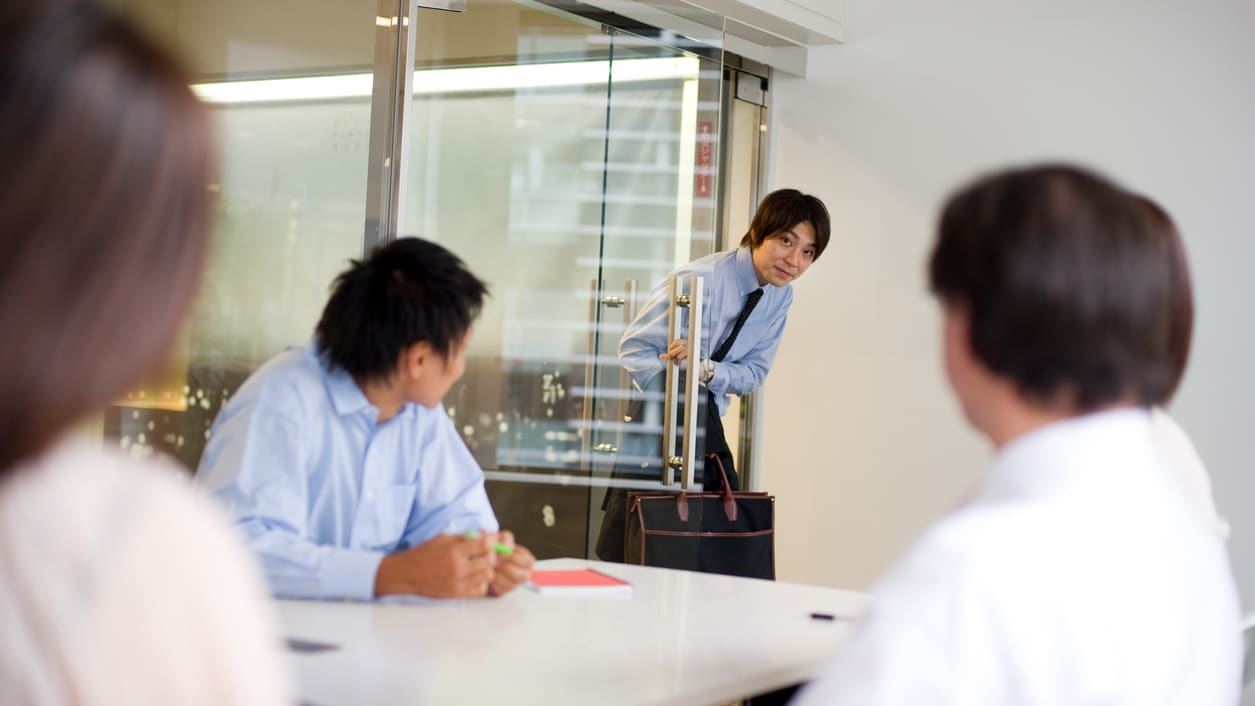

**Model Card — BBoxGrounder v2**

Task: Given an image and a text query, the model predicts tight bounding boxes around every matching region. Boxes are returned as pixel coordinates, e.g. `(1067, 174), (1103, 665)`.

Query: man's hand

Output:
(486, 530), (536, 597)
(659, 339), (689, 364)
(374, 534), (496, 598)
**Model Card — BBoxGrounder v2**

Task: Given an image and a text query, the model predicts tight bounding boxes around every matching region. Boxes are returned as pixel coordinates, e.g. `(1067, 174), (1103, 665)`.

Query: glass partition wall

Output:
(106, 0), (761, 559)
(104, 0), (381, 468)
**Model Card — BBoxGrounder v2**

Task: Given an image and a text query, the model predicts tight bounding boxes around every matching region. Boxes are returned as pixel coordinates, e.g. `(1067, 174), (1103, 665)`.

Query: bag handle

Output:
(706, 453), (737, 522)
(669, 455), (737, 523)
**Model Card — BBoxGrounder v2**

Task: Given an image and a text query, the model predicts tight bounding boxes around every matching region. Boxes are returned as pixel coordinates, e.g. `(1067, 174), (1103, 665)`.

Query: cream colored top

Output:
(0, 439), (290, 706)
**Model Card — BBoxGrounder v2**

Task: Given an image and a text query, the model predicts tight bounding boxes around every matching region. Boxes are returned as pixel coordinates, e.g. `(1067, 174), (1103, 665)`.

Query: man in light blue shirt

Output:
(597, 188), (830, 561)
(196, 238), (534, 601)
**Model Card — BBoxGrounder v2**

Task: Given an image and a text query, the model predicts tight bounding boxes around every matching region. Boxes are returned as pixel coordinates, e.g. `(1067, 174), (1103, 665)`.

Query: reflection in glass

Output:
(106, 0), (378, 468)
(402, 19), (717, 477)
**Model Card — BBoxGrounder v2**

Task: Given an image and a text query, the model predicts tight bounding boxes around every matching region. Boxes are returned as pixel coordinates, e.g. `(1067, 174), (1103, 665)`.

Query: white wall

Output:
(761, 1), (1255, 612)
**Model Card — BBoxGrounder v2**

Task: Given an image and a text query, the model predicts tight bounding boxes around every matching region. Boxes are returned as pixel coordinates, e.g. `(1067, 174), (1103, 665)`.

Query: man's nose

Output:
(783, 248), (801, 266)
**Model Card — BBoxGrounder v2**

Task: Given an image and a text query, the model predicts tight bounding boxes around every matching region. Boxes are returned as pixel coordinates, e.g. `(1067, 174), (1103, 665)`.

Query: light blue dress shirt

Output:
(618, 247), (792, 416)
(195, 343), (498, 601)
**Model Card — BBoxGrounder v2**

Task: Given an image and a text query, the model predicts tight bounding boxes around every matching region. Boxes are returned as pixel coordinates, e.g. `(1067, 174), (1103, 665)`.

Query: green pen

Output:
(463, 530), (514, 557)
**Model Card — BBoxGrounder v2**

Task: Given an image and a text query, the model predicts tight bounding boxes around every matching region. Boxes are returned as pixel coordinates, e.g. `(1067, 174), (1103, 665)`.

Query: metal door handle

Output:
(616, 280), (637, 430)
(661, 276), (680, 486)
(661, 274), (703, 488)
(678, 275), (703, 489)
(581, 278), (599, 472)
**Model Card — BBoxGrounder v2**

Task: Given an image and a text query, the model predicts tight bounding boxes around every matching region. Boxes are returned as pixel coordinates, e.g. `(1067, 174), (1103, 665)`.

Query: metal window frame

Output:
(363, 0), (420, 251)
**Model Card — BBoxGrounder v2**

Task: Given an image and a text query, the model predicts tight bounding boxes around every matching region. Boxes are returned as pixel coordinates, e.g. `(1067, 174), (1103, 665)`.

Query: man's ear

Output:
(942, 303), (976, 391)
(398, 341), (435, 381)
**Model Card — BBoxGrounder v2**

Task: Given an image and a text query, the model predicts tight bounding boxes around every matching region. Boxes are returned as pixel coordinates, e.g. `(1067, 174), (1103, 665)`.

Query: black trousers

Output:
(595, 390), (737, 562)
(700, 389), (738, 492)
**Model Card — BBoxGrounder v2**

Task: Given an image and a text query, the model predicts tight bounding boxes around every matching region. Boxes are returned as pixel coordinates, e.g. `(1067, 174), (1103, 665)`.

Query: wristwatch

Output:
(699, 358), (715, 384)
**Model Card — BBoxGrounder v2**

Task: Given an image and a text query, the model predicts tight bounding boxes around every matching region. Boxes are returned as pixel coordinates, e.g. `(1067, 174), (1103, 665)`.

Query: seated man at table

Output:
(792, 165), (1241, 705)
(196, 237), (534, 601)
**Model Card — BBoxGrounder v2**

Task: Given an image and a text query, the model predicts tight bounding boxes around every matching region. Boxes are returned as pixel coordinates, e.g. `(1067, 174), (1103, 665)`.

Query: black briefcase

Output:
(624, 454), (775, 580)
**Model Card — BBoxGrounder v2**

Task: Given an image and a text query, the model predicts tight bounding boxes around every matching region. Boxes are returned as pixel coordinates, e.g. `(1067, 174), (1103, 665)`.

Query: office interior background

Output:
(99, 0), (1255, 656)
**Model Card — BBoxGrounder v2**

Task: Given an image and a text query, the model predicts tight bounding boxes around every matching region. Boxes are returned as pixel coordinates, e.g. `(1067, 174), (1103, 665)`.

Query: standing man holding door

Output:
(596, 188), (830, 561)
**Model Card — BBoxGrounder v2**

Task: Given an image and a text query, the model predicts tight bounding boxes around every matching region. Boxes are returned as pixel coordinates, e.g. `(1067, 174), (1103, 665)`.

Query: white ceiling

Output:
(575, 0), (843, 75)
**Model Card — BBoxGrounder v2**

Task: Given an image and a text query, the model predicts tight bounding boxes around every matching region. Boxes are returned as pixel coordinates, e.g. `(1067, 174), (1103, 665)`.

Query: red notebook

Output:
(528, 568), (633, 595)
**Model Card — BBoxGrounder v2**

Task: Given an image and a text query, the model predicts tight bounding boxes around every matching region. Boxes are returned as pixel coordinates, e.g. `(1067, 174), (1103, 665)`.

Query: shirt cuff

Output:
(322, 547), (386, 601)
(706, 363), (726, 396)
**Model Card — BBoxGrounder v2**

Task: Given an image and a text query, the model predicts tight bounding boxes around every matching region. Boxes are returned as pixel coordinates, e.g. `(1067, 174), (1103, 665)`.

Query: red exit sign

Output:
(695, 120), (713, 197)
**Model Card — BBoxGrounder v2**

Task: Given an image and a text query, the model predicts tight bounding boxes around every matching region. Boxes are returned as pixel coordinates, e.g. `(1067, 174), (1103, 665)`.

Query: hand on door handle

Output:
(660, 339), (690, 364)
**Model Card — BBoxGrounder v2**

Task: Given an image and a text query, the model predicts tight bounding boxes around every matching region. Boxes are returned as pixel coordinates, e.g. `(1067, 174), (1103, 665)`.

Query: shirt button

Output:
(364, 490), (375, 500)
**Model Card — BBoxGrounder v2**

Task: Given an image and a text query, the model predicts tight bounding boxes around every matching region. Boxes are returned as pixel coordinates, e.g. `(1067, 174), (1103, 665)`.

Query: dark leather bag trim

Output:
(641, 529), (774, 538)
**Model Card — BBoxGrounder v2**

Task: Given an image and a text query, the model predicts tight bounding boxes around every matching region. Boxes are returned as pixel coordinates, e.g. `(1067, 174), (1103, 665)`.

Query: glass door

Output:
(584, 26), (727, 558)
(399, 1), (614, 558)
(400, 2), (728, 559)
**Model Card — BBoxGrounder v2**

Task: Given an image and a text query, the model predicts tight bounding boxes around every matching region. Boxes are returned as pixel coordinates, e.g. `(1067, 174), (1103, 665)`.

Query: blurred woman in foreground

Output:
(0, 2), (288, 704)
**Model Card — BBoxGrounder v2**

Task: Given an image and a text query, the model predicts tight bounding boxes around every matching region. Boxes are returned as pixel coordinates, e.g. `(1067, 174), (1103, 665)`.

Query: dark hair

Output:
(928, 164), (1176, 411)
(0, 2), (215, 473)
(1128, 194), (1193, 404)
(315, 237), (489, 381)
(739, 188), (832, 260)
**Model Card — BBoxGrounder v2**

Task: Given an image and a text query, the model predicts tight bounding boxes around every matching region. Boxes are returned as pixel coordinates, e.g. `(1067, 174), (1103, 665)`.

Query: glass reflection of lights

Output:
(191, 57), (702, 105)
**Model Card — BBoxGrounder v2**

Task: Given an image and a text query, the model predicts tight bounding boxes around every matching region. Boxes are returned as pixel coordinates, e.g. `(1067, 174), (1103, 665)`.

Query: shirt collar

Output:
(982, 407), (1153, 499)
(308, 342), (381, 418)
(734, 246), (764, 296)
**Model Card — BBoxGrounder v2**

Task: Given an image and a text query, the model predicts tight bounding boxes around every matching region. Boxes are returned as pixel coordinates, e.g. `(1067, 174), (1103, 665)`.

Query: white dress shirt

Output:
(794, 408), (1242, 706)
(0, 438), (290, 706)
(1150, 407), (1229, 539)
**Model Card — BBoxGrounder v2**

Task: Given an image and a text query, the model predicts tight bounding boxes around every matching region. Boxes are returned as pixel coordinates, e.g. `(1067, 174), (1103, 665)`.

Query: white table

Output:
(277, 558), (868, 706)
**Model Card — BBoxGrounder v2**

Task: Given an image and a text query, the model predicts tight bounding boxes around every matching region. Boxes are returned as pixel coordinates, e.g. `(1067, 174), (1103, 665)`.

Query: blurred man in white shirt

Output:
(793, 164), (1242, 706)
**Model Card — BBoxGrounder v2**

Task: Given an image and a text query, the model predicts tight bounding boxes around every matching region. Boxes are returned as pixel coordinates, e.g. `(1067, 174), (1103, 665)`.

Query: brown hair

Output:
(0, 1), (215, 473)
(929, 165), (1177, 412)
(1129, 194), (1194, 404)
(739, 188), (832, 260)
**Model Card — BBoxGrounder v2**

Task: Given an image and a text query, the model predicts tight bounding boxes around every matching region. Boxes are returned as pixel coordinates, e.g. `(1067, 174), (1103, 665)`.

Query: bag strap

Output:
(667, 456), (737, 523)
(675, 492), (689, 523)
(706, 453), (737, 522)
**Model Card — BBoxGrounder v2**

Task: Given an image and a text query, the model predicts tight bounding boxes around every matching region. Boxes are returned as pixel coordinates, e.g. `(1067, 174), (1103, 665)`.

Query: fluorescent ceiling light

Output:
(192, 73), (374, 104)
(191, 56), (701, 105)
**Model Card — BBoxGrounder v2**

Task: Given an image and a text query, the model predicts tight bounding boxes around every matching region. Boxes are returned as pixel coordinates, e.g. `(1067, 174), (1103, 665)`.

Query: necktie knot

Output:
(710, 288), (763, 362)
